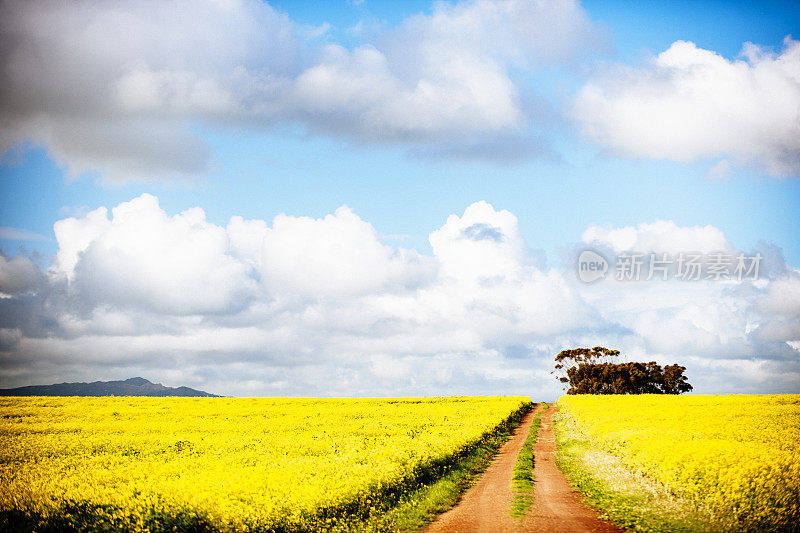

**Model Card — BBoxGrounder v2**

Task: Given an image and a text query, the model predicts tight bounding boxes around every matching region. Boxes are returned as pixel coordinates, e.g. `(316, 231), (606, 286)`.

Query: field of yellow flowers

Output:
(558, 394), (800, 531)
(0, 396), (531, 531)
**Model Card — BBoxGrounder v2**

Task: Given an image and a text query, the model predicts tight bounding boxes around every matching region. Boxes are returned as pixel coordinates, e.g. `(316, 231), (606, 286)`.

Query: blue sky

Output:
(0, 0), (798, 397)
(2, 0), (799, 266)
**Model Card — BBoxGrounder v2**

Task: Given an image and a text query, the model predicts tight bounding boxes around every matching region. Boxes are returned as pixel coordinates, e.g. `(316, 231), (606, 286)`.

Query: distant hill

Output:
(0, 377), (220, 397)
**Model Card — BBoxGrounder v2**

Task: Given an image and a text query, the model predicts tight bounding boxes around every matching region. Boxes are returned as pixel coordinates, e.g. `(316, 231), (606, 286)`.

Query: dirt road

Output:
(522, 406), (622, 533)
(425, 404), (622, 533)
(424, 406), (541, 533)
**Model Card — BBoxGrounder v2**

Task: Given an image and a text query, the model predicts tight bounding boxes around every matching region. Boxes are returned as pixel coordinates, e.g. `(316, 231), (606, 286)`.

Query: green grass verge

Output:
(366, 400), (534, 532)
(553, 407), (728, 533)
(1, 402), (535, 533)
(509, 402), (547, 519)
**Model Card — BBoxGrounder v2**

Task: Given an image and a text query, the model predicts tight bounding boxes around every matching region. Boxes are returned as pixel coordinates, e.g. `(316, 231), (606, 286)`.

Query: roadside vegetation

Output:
(510, 403), (546, 519)
(371, 403), (533, 532)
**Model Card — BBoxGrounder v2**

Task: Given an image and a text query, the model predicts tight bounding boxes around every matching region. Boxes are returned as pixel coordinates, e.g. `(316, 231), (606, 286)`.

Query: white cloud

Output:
(259, 207), (435, 298)
(0, 0), (605, 183)
(0, 227), (49, 242)
(576, 219), (799, 361)
(430, 201), (527, 280)
(706, 159), (733, 180)
(756, 273), (800, 316)
(0, 196), (594, 394)
(0, 253), (43, 295)
(61, 195), (258, 315)
(52, 207), (112, 278)
(574, 37), (800, 176)
(627, 293), (752, 357)
(0, 0), (296, 183)
(582, 219), (731, 254)
(51, 195), (260, 316)
(1, 196), (798, 396)
(290, 0), (604, 142)
(753, 273), (800, 343)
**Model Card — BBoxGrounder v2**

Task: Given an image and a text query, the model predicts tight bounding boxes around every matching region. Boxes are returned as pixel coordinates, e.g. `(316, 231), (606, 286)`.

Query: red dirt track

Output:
(424, 407), (541, 533)
(425, 404), (622, 533)
(523, 406), (622, 532)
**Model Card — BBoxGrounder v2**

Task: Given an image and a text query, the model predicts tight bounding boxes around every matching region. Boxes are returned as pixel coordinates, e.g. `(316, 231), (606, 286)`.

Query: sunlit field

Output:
(0, 396), (531, 531)
(557, 394), (800, 532)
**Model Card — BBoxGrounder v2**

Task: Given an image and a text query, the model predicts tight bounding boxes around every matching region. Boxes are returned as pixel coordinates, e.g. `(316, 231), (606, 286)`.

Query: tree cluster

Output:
(553, 347), (692, 395)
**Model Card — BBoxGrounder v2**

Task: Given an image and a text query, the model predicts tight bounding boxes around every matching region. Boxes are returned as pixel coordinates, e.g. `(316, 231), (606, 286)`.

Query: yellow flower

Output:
(0, 395), (528, 531)
(558, 394), (800, 530)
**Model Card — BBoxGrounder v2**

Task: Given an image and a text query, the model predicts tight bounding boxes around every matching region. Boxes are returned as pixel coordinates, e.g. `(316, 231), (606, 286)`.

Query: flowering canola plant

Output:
(558, 394), (800, 531)
(0, 396), (529, 531)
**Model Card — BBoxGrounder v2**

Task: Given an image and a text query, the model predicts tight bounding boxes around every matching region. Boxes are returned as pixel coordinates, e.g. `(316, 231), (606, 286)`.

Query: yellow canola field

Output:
(1, 396), (530, 531)
(558, 394), (800, 531)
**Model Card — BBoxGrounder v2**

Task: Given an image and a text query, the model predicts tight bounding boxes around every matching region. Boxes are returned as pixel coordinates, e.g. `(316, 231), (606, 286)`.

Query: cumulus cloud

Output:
(574, 37), (800, 176)
(258, 207), (435, 298)
(0, 252), (43, 295)
(291, 0), (603, 142)
(0, 0), (295, 182)
(54, 195), (258, 315)
(0, 195), (798, 396)
(48, 195), (438, 314)
(581, 220), (731, 255)
(430, 201), (528, 280)
(574, 219), (800, 376)
(0, 195), (596, 395)
(753, 273), (800, 343)
(0, 0), (606, 183)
